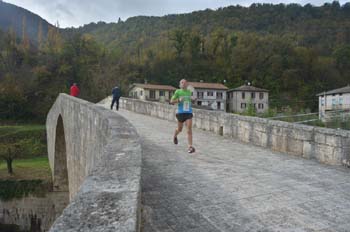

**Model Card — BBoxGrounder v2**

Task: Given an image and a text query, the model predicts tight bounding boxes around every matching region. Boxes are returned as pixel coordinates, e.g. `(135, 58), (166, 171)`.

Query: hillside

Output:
(69, 2), (350, 54)
(0, 1), (52, 43)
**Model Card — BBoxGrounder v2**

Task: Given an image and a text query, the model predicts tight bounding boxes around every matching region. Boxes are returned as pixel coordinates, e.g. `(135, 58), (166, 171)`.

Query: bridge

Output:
(47, 94), (350, 232)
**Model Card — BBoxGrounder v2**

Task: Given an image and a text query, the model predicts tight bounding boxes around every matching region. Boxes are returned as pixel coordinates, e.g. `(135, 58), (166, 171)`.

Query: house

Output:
(187, 82), (228, 111)
(316, 85), (350, 121)
(227, 84), (269, 113)
(129, 83), (176, 102)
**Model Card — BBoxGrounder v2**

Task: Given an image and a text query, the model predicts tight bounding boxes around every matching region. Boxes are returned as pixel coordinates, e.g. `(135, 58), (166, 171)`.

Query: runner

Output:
(170, 79), (196, 153)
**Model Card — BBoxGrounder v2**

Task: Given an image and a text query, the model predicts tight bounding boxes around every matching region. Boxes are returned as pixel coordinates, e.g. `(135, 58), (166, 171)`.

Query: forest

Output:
(1, 1), (350, 122)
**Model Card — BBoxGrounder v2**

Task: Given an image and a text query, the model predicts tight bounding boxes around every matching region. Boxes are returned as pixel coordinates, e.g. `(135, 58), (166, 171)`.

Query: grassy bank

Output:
(0, 157), (51, 181)
(0, 124), (52, 201)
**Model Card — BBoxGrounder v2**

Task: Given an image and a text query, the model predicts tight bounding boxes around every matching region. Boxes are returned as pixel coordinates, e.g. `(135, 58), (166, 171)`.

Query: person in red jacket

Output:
(70, 83), (80, 97)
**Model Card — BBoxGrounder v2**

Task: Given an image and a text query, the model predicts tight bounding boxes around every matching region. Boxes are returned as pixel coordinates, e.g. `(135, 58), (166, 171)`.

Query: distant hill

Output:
(67, 2), (350, 54)
(0, 1), (53, 43)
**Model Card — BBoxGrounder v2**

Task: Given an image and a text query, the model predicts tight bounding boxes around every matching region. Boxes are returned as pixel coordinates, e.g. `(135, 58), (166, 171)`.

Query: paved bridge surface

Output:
(107, 108), (350, 232)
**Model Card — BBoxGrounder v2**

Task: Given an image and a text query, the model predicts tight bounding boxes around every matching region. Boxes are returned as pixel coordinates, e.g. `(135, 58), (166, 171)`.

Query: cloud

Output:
(4, 0), (349, 28)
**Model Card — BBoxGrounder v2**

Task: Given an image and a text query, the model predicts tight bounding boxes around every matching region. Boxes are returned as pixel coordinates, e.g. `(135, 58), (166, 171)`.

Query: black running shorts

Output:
(176, 113), (193, 123)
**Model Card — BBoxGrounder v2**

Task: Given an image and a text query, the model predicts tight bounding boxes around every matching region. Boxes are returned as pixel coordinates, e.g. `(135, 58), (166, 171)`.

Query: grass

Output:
(0, 157), (52, 201)
(0, 124), (52, 201)
(0, 157), (51, 182)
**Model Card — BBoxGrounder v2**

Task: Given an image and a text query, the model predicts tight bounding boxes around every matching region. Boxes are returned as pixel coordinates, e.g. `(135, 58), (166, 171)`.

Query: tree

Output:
(188, 32), (202, 58)
(333, 45), (350, 71)
(0, 138), (44, 174)
(37, 20), (43, 50)
(21, 15), (30, 50)
(169, 29), (188, 58)
(244, 99), (257, 116)
(0, 142), (22, 174)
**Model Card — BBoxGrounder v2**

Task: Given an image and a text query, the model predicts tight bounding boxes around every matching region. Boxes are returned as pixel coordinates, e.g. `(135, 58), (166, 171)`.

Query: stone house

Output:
(227, 84), (269, 113)
(187, 82), (229, 111)
(129, 83), (176, 102)
(317, 85), (350, 121)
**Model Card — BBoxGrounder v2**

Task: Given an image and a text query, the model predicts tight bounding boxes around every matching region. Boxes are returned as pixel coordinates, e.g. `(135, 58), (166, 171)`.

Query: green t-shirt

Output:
(171, 89), (193, 113)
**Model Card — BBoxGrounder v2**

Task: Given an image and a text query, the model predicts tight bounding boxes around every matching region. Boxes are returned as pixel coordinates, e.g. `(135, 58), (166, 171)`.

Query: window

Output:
(332, 98), (337, 107)
(159, 90), (164, 96)
(258, 103), (264, 109)
(228, 92), (233, 99)
(251, 92), (255, 99)
(241, 103), (246, 109)
(217, 92), (223, 99)
(254, 103), (256, 109)
(197, 101), (202, 106)
(242, 92), (245, 99)
(259, 93), (264, 100)
(197, 92), (204, 99)
(217, 102), (221, 109)
(150, 90), (156, 99)
(134, 92), (138, 98)
(207, 92), (214, 97)
(140, 91), (143, 96)
(261, 104), (264, 109)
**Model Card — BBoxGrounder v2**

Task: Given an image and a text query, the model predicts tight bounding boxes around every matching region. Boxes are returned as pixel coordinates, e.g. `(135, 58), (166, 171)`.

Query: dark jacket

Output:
(112, 87), (121, 98)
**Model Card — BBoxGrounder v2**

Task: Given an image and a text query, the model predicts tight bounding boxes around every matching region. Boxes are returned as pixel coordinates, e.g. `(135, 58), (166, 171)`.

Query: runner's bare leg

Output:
(174, 121), (183, 138)
(185, 119), (193, 147)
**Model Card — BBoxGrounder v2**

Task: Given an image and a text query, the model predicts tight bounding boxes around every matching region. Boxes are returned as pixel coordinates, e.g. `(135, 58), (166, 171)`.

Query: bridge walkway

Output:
(109, 108), (350, 232)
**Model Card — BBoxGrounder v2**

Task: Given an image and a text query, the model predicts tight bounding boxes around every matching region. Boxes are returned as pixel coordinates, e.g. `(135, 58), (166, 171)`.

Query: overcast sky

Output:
(4, 0), (348, 28)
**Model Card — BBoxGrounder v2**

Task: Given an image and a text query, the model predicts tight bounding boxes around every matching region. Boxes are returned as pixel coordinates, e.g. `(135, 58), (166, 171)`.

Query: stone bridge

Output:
(47, 94), (350, 231)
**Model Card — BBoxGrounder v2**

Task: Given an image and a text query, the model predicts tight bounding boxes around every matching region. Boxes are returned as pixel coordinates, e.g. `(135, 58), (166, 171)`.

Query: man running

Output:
(170, 79), (196, 153)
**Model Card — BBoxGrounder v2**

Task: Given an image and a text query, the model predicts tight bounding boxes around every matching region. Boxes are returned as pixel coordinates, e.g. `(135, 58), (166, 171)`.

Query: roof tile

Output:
(133, 83), (176, 91)
(187, 82), (228, 90)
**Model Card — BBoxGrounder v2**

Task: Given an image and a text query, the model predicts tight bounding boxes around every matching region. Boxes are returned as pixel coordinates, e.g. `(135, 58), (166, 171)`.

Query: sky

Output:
(4, 0), (349, 28)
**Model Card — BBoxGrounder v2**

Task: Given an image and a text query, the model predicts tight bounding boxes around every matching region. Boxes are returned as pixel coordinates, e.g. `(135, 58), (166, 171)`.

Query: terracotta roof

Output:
(132, 83), (176, 91)
(187, 82), (228, 90)
(316, 85), (350, 96)
(228, 85), (268, 92)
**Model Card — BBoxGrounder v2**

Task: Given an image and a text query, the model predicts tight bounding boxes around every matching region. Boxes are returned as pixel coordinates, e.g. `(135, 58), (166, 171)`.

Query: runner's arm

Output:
(170, 90), (180, 104)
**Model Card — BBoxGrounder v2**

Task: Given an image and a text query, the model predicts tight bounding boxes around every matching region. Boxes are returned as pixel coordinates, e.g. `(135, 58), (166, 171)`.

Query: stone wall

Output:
(46, 94), (142, 232)
(0, 192), (68, 232)
(103, 96), (350, 167)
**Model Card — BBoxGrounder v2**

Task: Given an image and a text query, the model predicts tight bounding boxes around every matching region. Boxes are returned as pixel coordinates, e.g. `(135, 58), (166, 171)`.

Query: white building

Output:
(227, 84), (269, 114)
(187, 82), (228, 111)
(129, 83), (176, 102)
(317, 85), (350, 121)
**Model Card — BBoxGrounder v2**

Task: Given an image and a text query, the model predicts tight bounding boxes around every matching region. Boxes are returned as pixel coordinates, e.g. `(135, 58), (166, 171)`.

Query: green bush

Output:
(243, 100), (257, 117)
(0, 180), (50, 201)
(0, 125), (47, 158)
(262, 108), (278, 118)
(0, 224), (23, 232)
(0, 125), (46, 143)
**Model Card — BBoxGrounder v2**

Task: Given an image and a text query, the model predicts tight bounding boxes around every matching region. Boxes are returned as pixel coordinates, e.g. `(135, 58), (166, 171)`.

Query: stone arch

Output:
(53, 115), (69, 192)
